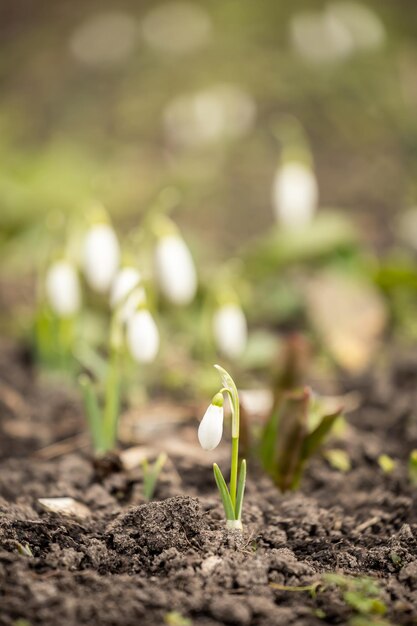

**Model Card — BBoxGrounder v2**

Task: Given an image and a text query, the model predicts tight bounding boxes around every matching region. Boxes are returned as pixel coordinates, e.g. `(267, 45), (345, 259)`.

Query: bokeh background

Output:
(1, 0), (417, 372)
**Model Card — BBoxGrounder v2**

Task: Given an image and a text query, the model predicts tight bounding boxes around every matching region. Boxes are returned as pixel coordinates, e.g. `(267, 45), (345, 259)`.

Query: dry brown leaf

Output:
(306, 271), (386, 373)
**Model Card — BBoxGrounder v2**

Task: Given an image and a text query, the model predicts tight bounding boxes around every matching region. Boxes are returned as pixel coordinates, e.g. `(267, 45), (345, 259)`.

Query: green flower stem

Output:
(230, 436), (239, 508)
(213, 366), (246, 527)
(103, 347), (121, 451)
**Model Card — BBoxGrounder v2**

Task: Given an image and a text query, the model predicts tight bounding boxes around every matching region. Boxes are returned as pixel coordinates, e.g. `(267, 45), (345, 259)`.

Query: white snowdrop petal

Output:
(198, 404), (224, 451)
(110, 267), (142, 308)
(127, 310), (160, 363)
(83, 224), (120, 293)
(117, 286), (147, 323)
(213, 304), (247, 359)
(272, 162), (318, 229)
(45, 261), (81, 317)
(154, 235), (197, 305)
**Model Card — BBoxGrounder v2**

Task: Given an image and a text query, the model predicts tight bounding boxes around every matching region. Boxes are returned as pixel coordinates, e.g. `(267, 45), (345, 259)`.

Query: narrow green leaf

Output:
(301, 409), (341, 462)
(143, 453), (167, 501)
(235, 459), (247, 521)
(79, 374), (104, 454)
(259, 402), (281, 472)
(103, 350), (121, 451)
(409, 449), (417, 486)
(213, 463), (235, 521)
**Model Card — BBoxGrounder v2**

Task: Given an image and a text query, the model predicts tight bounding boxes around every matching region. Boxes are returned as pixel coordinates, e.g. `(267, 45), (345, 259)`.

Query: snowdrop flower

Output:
(272, 161), (318, 230)
(45, 260), (81, 317)
(110, 266), (141, 308)
(83, 223), (120, 293)
(213, 304), (247, 359)
(126, 309), (159, 363)
(154, 234), (197, 305)
(198, 392), (224, 451)
(110, 267), (146, 322)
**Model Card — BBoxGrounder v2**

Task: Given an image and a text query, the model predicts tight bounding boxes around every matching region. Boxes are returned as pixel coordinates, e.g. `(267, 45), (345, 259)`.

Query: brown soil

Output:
(1, 340), (417, 626)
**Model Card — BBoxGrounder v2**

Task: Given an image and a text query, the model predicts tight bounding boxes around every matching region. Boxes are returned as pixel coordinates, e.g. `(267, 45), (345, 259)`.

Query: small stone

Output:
(201, 555), (223, 576)
(38, 497), (90, 519)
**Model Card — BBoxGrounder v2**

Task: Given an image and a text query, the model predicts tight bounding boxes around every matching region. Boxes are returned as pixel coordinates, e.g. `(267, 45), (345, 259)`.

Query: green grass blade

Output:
(103, 351), (121, 451)
(143, 453), (167, 501)
(235, 459), (246, 522)
(301, 410), (341, 462)
(79, 374), (104, 454)
(213, 463), (235, 521)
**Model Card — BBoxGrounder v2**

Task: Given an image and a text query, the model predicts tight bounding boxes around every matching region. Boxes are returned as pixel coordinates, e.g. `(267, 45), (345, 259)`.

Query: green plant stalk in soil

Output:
(260, 386), (342, 491)
(34, 306), (77, 376)
(79, 315), (123, 455)
(200, 365), (247, 530)
(142, 453), (167, 501)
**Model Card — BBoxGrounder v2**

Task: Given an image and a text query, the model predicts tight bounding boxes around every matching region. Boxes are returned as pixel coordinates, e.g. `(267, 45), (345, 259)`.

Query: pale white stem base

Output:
(226, 519), (243, 531)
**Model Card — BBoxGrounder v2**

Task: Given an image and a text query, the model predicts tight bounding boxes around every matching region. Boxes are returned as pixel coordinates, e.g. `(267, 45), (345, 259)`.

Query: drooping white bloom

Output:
(110, 267), (146, 322)
(45, 260), (81, 317)
(326, 2), (385, 53)
(126, 309), (160, 363)
(83, 223), (120, 293)
(213, 304), (248, 360)
(272, 161), (318, 230)
(154, 234), (197, 305)
(198, 400), (224, 451)
(119, 287), (147, 324)
(110, 267), (141, 307)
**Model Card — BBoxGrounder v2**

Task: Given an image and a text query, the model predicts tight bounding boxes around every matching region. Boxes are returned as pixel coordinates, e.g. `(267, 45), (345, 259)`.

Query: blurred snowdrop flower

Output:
(164, 84), (256, 149)
(326, 2), (385, 52)
(290, 3), (385, 65)
(110, 267), (141, 308)
(154, 234), (197, 305)
(126, 309), (160, 363)
(45, 260), (81, 317)
(141, 2), (211, 55)
(83, 223), (120, 293)
(110, 267), (146, 322)
(198, 393), (224, 451)
(290, 9), (354, 64)
(69, 11), (138, 67)
(272, 161), (318, 229)
(213, 304), (248, 360)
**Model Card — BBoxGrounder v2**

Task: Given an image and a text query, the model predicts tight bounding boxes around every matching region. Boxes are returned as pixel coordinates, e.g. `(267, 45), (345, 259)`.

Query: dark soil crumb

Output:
(0, 341), (417, 625)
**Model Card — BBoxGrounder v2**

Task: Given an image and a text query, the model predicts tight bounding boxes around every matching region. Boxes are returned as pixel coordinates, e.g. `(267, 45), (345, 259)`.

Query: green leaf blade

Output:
(213, 463), (235, 521)
(235, 459), (247, 522)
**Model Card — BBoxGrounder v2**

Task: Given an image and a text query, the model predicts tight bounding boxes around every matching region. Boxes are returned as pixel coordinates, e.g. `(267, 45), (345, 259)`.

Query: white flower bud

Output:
(45, 260), (81, 317)
(213, 304), (247, 359)
(126, 309), (159, 363)
(120, 287), (147, 324)
(110, 267), (141, 307)
(154, 234), (197, 305)
(83, 223), (120, 293)
(110, 267), (146, 322)
(272, 161), (318, 230)
(198, 398), (224, 451)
